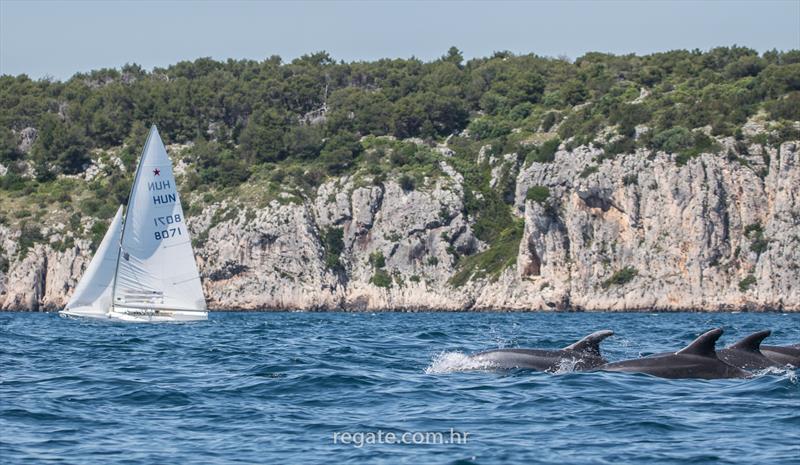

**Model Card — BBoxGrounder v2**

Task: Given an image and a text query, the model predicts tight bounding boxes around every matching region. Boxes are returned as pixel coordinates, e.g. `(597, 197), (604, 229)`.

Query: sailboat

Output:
(60, 125), (207, 322)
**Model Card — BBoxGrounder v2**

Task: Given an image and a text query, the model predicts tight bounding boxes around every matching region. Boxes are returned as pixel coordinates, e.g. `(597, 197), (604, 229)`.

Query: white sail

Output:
(112, 125), (206, 315)
(61, 206), (124, 317)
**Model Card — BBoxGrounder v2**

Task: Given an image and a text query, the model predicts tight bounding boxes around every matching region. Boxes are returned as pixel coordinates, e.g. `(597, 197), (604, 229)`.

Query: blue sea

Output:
(1, 311), (798, 465)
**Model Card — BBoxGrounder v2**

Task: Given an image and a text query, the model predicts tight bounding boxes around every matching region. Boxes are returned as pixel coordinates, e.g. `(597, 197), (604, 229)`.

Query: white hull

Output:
(59, 308), (207, 322)
(58, 310), (110, 321)
(109, 308), (208, 322)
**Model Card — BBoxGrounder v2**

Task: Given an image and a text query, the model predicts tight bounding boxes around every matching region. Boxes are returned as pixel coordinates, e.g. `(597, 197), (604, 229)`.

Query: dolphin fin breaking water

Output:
(718, 330), (779, 371)
(562, 330), (615, 357)
(599, 328), (749, 379)
(466, 330), (615, 372)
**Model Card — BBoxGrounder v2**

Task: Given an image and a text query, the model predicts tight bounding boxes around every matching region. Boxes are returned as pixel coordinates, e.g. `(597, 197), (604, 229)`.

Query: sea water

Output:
(1, 311), (798, 464)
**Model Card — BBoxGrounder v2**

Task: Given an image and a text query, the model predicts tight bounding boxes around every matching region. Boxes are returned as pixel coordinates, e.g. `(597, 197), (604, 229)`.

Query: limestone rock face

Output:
(199, 201), (343, 310)
(511, 142), (800, 311)
(1, 142), (798, 311)
(2, 244), (48, 311)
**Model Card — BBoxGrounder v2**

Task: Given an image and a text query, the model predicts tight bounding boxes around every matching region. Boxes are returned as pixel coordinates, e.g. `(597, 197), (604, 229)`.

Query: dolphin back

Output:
(563, 330), (614, 357)
(761, 344), (800, 367)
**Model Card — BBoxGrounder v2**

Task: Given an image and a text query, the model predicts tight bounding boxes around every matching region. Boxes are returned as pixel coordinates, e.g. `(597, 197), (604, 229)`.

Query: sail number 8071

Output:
(154, 228), (182, 240)
(153, 214), (183, 240)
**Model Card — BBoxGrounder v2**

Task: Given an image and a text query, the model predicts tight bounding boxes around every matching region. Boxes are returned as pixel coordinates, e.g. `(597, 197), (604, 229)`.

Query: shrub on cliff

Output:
(323, 227), (345, 271)
(602, 266), (638, 289)
(18, 221), (44, 258)
(602, 137), (636, 158)
(526, 138), (560, 164)
(0, 244), (9, 273)
(369, 251), (386, 269)
(652, 127), (694, 153)
(744, 223), (769, 255)
(370, 269), (392, 288)
(651, 128), (722, 165)
(739, 274), (757, 292)
(526, 185), (550, 203)
(449, 218), (523, 287)
(398, 174), (415, 192)
(369, 248), (391, 288)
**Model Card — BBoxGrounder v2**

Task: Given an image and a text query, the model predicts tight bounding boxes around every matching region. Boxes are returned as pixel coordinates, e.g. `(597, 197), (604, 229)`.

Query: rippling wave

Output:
(1, 311), (798, 464)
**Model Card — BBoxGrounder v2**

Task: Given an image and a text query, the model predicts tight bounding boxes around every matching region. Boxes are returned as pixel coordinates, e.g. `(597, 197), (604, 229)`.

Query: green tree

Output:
(651, 127), (694, 153)
(766, 92), (800, 121)
(562, 79), (589, 106)
(239, 107), (289, 162)
(0, 127), (20, 162)
(320, 131), (362, 174)
(31, 114), (91, 178)
(284, 124), (324, 160)
(443, 46), (464, 67)
(327, 88), (393, 135)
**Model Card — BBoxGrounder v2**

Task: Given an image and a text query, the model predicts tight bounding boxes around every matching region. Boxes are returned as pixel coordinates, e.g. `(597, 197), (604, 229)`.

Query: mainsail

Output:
(63, 206), (124, 316)
(112, 126), (207, 313)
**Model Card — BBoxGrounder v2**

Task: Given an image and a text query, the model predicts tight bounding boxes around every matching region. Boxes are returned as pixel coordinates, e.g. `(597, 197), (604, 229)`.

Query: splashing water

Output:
(424, 351), (497, 374)
(752, 365), (798, 383)
(551, 357), (581, 374)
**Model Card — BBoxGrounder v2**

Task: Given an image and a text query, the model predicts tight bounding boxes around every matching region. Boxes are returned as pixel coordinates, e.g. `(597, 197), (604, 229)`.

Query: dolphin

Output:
(717, 330), (780, 371)
(468, 330), (614, 372)
(599, 328), (749, 379)
(760, 343), (800, 367)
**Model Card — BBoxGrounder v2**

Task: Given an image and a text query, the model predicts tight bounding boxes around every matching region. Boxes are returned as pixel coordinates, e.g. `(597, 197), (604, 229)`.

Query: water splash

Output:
(425, 351), (497, 374)
(751, 365), (798, 383)
(551, 357), (580, 374)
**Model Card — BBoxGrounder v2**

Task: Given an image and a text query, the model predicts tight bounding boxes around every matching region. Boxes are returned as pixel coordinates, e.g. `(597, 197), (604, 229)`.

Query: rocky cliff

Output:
(2, 139), (799, 312)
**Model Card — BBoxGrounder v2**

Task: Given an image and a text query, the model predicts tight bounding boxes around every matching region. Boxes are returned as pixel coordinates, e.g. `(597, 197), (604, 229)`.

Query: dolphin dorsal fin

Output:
(676, 328), (723, 357)
(729, 330), (771, 352)
(563, 330), (614, 356)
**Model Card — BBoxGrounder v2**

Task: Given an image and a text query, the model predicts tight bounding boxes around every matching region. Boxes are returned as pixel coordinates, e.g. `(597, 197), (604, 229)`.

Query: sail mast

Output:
(111, 124), (157, 310)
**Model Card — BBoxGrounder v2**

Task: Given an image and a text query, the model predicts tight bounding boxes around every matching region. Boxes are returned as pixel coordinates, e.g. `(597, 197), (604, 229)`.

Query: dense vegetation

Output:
(3, 47), (799, 182)
(1, 46), (799, 282)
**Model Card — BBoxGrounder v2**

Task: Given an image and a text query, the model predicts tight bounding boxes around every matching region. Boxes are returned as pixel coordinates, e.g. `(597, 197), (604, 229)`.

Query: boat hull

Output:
(58, 310), (110, 320)
(59, 308), (207, 322)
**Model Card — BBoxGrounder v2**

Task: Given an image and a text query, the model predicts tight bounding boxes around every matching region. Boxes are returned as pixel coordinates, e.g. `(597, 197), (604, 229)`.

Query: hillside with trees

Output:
(0, 46), (799, 285)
